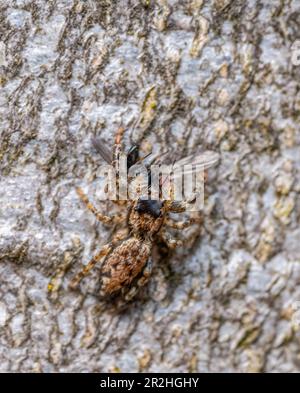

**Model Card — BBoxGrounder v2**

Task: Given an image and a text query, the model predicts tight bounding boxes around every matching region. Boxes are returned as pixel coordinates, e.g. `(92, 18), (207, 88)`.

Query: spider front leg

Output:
(115, 126), (125, 145)
(167, 201), (188, 213)
(165, 215), (202, 230)
(76, 187), (125, 225)
(166, 201), (203, 230)
(110, 199), (128, 207)
(112, 127), (125, 165)
(159, 229), (183, 250)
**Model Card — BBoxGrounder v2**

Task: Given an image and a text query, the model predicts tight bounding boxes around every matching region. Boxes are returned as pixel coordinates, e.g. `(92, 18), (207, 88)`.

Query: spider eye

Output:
(135, 199), (163, 218)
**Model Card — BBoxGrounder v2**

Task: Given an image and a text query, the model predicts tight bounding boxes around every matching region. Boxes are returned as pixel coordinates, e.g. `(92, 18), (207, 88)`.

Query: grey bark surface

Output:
(0, 0), (300, 372)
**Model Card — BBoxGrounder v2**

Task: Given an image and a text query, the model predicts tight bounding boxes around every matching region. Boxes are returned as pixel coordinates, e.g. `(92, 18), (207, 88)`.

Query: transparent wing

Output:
(91, 137), (113, 163)
(173, 151), (220, 171)
(159, 151), (220, 182)
(129, 151), (219, 184)
(127, 171), (150, 199)
(157, 151), (219, 200)
(126, 151), (219, 200)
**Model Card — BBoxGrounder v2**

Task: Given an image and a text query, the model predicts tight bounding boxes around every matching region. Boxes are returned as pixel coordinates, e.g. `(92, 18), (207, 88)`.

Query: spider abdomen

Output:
(99, 238), (151, 296)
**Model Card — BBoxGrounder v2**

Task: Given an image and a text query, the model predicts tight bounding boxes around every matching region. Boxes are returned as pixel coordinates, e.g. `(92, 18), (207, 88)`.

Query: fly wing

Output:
(160, 151), (220, 184)
(173, 151), (220, 171)
(130, 151), (219, 196)
(91, 137), (113, 163)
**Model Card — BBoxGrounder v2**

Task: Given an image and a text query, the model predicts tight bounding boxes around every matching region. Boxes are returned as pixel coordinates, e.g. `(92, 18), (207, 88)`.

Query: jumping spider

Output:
(70, 128), (218, 301)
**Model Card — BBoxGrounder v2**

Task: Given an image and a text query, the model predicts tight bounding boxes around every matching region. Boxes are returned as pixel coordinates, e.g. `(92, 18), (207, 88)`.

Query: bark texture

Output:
(0, 0), (300, 372)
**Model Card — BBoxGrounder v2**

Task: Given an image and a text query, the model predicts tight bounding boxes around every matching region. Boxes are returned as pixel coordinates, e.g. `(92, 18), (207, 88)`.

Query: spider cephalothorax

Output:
(134, 199), (163, 218)
(130, 199), (165, 238)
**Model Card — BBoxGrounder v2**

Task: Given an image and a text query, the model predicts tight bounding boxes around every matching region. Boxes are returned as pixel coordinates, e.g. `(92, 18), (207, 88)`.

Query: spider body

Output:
(70, 190), (185, 300)
(69, 128), (216, 301)
(99, 237), (151, 298)
(97, 199), (166, 299)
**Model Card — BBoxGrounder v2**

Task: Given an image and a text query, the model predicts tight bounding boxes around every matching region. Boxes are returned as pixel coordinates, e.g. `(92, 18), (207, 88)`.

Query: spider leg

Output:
(69, 230), (128, 290)
(123, 286), (139, 302)
(164, 211), (203, 249)
(159, 229), (183, 249)
(167, 201), (188, 213)
(69, 243), (112, 290)
(112, 127), (125, 166)
(110, 199), (128, 206)
(165, 216), (202, 230)
(76, 187), (125, 225)
(123, 257), (153, 301)
(114, 126), (125, 145)
(136, 257), (153, 288)
(112, 127), (129, 201)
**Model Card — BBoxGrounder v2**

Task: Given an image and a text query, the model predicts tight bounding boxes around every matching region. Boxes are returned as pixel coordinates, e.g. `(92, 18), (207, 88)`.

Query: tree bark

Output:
(0, 0), (300, 372)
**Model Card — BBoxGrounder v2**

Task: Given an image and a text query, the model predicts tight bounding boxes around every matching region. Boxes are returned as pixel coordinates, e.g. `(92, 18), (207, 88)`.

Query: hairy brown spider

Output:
(70, 128), (218, 301)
